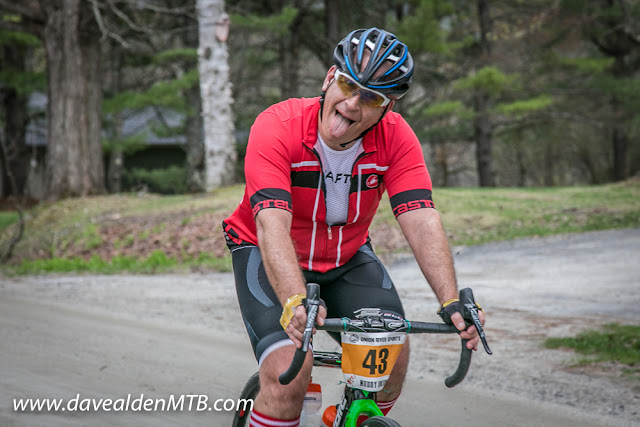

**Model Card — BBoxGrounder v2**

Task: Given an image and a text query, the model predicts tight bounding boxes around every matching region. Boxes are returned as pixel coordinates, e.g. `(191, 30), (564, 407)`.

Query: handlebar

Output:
(278, 283), (490, 388)
(278, 283), (322, 385)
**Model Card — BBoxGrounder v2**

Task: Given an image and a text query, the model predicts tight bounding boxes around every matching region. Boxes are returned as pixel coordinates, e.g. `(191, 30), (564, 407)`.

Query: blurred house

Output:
(23, 93), (186, 198)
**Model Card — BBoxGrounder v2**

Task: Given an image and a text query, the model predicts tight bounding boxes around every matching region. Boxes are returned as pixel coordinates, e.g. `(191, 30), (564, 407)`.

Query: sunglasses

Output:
(334, 69), (391, 108)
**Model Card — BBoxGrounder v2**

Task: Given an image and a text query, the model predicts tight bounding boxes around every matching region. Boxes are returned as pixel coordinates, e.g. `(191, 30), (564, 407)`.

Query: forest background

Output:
(0, 0), (639, 270)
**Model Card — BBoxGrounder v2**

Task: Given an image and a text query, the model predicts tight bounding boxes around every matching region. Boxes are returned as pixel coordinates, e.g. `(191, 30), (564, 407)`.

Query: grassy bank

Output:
(545, 323), (640, 380)
(1, 179), (638, 274)
(375, 179), (640, 246)
(0, 211), (19, 230)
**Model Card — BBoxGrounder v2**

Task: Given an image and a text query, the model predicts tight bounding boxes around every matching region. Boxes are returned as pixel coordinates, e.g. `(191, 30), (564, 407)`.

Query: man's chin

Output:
(325, 135), (354, 148)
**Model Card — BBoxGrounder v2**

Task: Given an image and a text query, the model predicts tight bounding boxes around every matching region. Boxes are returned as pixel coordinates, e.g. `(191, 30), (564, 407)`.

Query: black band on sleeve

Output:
(250, 188), (293, 217)
(390, 189), (434, 218)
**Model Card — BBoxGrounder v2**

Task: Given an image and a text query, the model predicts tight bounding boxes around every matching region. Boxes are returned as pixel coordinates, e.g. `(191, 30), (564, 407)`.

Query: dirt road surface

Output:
(1, 228), (639, 427)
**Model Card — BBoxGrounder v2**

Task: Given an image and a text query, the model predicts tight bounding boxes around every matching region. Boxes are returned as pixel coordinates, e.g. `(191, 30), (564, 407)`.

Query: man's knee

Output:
(391, 338), (410, 376)
(258, 344), (314, 403)
(381, 338), (410, 401)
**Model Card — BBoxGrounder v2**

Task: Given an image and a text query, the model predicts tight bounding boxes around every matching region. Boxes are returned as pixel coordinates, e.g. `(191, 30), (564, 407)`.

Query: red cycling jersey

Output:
(223, 97), (434, 273)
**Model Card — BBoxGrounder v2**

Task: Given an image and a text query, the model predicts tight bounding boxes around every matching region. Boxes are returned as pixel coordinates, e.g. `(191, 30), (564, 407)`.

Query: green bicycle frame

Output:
(343, 399), (383, 426)
(332, 388), (384, 427)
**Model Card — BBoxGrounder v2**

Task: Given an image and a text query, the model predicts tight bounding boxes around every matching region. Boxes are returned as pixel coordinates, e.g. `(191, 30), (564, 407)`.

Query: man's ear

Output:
(380, 100), (395, 119)
(387, 99), (395, 111)
(322, 65), (338, 92)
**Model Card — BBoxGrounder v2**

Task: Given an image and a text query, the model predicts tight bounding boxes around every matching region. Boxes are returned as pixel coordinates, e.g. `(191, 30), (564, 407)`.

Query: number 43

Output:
(362, 348), (389, 375)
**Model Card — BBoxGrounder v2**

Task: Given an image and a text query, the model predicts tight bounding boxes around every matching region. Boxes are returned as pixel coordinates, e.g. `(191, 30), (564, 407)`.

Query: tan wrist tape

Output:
(279, 294), (306, 330)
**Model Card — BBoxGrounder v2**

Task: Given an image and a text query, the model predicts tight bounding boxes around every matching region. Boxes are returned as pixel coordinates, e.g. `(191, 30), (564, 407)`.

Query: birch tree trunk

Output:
(197, 0), (236, 191)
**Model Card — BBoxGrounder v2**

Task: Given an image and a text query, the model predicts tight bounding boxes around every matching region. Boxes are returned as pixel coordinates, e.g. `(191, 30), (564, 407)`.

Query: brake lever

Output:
(302, 297), (319, 352)
(463, 297), (492, 355)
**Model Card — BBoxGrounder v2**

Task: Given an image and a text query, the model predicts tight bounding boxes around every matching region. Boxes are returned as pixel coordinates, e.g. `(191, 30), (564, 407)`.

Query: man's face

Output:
(318, 65), (394, 149)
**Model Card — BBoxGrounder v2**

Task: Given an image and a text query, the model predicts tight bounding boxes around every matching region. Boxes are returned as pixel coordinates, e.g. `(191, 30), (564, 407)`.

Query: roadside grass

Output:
(0, 186), (241, 274)
(14, 251), (230, 275)
(545, 324), (640, 379)
(1, 180), (639, 275)
(0, 211), (19, 231)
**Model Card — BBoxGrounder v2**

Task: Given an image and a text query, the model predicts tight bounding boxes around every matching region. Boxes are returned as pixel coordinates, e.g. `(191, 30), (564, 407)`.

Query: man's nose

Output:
(344, 90), (361, 109)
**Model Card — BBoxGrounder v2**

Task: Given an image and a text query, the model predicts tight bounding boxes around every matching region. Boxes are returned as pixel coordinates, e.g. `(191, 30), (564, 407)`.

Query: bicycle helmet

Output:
(333, 27), (413, 100)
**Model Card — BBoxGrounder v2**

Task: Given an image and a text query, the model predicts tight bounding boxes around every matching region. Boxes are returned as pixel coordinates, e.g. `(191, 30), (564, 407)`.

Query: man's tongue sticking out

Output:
(330, 112), (352, 139)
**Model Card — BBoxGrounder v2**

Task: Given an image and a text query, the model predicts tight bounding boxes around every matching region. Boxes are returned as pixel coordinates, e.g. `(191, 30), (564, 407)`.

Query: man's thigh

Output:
(231, 245), (290, 365)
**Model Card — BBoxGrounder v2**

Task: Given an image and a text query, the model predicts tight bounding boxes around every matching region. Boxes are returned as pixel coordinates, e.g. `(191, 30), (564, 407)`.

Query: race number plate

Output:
(340, 332), (406, 392)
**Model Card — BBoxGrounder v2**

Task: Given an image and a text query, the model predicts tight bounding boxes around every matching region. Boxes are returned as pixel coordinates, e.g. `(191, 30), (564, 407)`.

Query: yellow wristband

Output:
(437, 298), (459, 315)
(279, 294), (306, 330)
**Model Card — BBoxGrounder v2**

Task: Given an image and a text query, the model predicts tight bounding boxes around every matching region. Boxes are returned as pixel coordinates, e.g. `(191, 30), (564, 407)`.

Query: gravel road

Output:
(1, 228), (639, 427)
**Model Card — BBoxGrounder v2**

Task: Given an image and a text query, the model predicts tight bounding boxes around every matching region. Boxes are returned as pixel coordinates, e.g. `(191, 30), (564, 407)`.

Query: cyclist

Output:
(223, 27), (486, 427)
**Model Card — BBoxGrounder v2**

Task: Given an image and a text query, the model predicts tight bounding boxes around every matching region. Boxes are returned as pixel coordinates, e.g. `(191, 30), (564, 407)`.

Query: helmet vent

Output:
(333, 27), (413, 99)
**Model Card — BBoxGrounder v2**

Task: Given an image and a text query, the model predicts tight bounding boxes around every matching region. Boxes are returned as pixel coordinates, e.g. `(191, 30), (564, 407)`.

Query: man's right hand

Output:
(285, 304), (327, 348)
(439, 300), (486, 351)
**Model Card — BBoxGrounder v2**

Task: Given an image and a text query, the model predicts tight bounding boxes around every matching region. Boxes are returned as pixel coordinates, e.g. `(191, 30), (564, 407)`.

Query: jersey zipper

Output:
(349, 150), (374, 224)
(303, 142), (373, 268)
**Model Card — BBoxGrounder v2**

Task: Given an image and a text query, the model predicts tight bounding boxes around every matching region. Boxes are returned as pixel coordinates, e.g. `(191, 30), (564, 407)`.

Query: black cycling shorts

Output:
(230, 242), (405, 365)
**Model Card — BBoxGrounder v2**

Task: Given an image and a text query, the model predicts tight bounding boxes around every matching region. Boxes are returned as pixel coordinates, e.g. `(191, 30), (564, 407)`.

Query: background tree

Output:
(473, 0), (495, 187)
(398, 0), (573, 187)
(527, 0), (640, 185)
(0, 0), (106, 199)
(96, 0), (208, 193)
(575, 0), (640, 181)
(2, 0), (639, 200)
(0, 29), (43, 198)
(197, 0), (236, 190)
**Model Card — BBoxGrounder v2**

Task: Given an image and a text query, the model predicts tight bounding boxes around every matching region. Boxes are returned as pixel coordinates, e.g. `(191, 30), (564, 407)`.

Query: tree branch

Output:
(88, 0), (131, 48)
(616, 0), (640, 46)
(106, 0), (154, 35)
(0, 0), (43, 22)
(494, 110), (606, 135)
(123, 0), (195, 18)
(0, 1), (44, 37)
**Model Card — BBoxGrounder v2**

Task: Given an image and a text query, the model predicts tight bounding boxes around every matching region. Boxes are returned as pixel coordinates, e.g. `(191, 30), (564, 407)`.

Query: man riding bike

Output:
(222, 27), (486, 427)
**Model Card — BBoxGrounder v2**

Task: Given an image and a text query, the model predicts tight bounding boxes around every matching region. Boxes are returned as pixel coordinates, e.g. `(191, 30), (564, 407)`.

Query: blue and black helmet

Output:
(333, 27), (414, 100)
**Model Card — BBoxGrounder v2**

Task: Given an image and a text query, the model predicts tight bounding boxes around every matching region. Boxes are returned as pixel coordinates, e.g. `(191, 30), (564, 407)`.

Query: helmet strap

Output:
(319, 90), (326, 122)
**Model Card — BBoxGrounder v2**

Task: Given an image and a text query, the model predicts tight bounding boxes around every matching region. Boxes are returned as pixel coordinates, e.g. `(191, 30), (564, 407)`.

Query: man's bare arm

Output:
(255, 208), (306, 305)
(396, 208), (458, 304)
(255, 208), (326, 346)
(397, 208), (484, 349)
